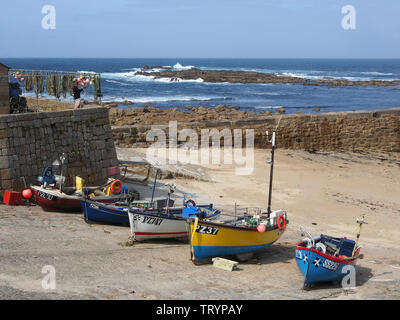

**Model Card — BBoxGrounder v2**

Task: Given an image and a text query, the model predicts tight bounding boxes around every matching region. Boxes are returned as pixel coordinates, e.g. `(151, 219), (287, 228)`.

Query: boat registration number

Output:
(322, 259), (339, 271)
(37, 191), (58, 202)
(142, 216), (163, 226)
(196, 225), (219, 235)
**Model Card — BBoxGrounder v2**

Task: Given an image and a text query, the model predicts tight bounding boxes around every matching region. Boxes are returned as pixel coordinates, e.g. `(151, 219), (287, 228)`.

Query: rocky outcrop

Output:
(135, 68), (400, 87)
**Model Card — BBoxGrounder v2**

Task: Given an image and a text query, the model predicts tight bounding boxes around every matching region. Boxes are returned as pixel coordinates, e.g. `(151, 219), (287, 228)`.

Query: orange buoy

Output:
(110, 180), (122, 194)
(22, 189), (33, 199)
(277, 215), (286, 231)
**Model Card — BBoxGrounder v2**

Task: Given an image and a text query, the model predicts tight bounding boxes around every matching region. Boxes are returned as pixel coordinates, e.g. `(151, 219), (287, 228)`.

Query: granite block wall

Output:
(112, 108), (400, 152)
(0, 107), (118, 194)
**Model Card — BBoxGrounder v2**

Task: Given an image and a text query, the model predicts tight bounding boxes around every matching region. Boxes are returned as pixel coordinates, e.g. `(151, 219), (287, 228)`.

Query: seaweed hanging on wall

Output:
(25, 74), (33, 91)
(94, 75), (103, 100)
(46, 73), (55, 96)
(9, 69), (103, 101)
(61, 75), (69, 98)
(36, 73), (45, 95)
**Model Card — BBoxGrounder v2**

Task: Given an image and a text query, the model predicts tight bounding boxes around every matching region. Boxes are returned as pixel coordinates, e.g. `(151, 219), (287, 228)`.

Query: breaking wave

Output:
(173, 62), (195, 70)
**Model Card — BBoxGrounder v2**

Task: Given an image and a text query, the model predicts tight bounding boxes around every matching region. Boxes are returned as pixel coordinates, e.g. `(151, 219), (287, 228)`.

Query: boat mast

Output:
(150, 168), (159, 207)
(266, 131), (275, 215)
(266, 117), (282, 215)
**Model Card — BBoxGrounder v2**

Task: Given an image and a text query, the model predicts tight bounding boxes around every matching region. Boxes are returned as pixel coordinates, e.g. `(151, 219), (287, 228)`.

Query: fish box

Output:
(339, 238), (356, 257)
(3, 190), (23, 205)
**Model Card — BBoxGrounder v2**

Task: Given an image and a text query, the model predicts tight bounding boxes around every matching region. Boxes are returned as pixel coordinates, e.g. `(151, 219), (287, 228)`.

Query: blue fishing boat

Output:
(80, 170), (175, 226)
(295, 223), (364, 289)
(81, 199), (130, 225)
(81, 197), (174, 226)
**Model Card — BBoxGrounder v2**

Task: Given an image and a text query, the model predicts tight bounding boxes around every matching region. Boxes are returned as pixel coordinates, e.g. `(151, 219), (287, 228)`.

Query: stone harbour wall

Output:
(0, 75), (9, 115)
(0, 107), (118, 195)
(112, 108), (400, 152)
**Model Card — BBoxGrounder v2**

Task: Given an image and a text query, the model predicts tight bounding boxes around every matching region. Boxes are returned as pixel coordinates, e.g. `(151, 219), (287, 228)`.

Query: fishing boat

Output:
(188, 120), (289, 262)
(80, 197), (174, 226)
(80, 169), (176, 226)
(32, 184), (134, 212)
(31, 154), (138, 212)
(295, 218), (365, 289)
(128, 191), (221, 241)
(189, 209), (288, 261)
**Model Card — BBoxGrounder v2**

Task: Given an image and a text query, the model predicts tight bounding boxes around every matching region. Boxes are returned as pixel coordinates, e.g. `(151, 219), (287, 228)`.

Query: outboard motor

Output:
(38, 154), (68, 189)
(38, 166), (56, 187)
(37, 165), (66, 188)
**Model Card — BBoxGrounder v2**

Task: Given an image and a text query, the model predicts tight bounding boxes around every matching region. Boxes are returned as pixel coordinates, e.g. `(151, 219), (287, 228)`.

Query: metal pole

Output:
(267, 132), (276, 215)
(150, 169), (159, 207)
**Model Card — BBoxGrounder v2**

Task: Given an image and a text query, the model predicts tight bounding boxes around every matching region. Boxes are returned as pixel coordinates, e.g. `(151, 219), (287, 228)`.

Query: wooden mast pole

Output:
(267, 116), (282, 215)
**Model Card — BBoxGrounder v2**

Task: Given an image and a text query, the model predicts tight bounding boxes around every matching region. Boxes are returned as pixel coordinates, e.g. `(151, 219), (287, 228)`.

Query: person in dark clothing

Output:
(73, 81), (84, 109)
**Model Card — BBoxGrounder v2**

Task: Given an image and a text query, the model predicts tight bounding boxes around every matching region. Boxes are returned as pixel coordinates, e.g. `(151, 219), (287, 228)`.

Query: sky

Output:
(0, 0), (399, 58)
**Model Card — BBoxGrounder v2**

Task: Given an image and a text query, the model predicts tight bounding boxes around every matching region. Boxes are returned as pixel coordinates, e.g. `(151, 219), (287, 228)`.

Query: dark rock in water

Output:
(116, 100), (134, 106)
(142, 65), (171, 70)
(104, 100), (134, 108)
(143, 65), (161, 70)
(135, 67), (400, 87)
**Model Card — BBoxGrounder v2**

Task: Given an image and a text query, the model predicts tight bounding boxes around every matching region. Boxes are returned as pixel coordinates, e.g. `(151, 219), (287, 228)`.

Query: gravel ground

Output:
(1, 149), (399, 300)
(0, 203), (399, 300)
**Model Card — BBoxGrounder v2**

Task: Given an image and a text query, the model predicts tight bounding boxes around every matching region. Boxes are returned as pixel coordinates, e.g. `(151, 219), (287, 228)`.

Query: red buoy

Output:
(22, 189), (33, 199)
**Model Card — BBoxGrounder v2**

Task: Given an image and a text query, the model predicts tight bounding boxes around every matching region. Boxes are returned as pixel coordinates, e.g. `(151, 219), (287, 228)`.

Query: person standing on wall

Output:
(73, 80), (84, 109)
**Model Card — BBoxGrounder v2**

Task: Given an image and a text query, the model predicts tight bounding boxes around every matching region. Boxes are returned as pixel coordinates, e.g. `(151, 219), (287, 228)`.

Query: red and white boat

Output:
(31, 155), (138, 212)
(31, 185), (132, 212)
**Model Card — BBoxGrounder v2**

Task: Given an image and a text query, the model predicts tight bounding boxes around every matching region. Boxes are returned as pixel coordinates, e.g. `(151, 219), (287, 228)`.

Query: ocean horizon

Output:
(3, 57), (400, 114)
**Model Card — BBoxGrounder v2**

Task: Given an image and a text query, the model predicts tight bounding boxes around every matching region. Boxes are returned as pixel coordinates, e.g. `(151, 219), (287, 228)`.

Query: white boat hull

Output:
(128, 210), (189, 241)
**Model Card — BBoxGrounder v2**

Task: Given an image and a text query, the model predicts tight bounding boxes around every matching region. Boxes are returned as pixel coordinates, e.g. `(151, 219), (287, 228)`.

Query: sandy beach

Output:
(1, 147), (399, 300)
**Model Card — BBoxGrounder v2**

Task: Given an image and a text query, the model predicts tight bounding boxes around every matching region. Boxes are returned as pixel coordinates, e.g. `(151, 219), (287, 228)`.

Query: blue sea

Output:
(2, 58), (400, 114)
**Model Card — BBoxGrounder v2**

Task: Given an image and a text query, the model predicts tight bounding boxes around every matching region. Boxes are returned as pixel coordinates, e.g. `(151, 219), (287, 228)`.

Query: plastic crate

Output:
(320, 234), (341, 249)
(339, 238), (356, 257)
(108, 166), (119, 176)
(3, 191), (22, 205)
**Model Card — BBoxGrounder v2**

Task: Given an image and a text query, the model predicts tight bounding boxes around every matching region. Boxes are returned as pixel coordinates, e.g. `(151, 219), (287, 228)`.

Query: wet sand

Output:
(0, 148), (399, 300)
